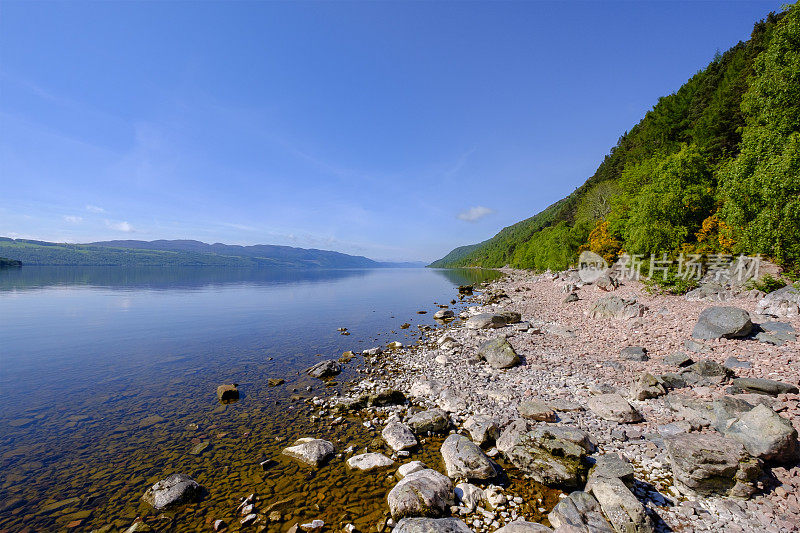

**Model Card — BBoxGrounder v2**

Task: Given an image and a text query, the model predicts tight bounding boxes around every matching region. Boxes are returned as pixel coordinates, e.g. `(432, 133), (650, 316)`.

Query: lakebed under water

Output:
(0, 266), (558, 532)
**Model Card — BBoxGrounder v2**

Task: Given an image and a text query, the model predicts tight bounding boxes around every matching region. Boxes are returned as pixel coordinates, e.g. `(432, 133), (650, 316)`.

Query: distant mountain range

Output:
(0, 238), (423, 268)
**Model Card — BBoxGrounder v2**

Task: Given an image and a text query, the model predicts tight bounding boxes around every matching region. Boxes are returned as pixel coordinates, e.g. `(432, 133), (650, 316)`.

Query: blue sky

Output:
(0, 1), (785, 261)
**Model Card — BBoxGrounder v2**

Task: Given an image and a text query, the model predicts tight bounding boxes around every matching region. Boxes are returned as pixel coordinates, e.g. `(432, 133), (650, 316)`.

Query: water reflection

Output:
(0, 266), (506, 531)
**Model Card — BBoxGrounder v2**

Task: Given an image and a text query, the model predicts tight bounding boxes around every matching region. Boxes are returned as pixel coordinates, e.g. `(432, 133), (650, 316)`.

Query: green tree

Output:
(721, 3), (800, 266)
(612, 145), (715, 256)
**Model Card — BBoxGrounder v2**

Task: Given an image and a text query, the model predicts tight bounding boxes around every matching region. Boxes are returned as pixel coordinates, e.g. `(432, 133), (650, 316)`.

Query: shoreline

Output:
(324, 268), (799, 532)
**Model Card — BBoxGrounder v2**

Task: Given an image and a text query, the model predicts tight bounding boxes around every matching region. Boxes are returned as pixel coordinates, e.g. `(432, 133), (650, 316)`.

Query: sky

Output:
(0, 1), (786, 262)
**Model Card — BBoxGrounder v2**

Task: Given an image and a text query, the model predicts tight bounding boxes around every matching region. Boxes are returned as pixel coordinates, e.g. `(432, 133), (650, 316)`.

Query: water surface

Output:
(0, 267), (528, 531)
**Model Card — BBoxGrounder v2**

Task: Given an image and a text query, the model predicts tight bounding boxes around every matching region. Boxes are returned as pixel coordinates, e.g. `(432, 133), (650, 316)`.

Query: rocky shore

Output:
(313, 268), (799, 533)
(116, 268), (799, 533)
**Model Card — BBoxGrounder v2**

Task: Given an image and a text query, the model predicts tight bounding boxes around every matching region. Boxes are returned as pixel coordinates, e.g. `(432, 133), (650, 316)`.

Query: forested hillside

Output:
(431, 4), (799, 274)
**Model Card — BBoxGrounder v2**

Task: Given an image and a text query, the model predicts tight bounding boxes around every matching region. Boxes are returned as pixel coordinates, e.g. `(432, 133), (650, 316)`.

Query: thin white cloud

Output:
(104, 220), (134, 232)
(63, 215), (83, 223)
(86, 205), (106, 213)
(221, 222), (256, 231)
(457, 206), (495, 222)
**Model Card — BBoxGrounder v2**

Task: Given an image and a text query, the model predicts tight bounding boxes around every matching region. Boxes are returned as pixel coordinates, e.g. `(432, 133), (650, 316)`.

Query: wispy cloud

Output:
(86, 205), (105, 213)
(457, 206), (495, 222)
(104, 220), (134, 232)
(221, 222), (257, 231)
(63, 215), (83, 223)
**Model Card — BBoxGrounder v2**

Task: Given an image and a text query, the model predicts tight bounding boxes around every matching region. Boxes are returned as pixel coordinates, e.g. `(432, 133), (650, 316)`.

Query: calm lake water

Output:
(0, 266), (520, 532)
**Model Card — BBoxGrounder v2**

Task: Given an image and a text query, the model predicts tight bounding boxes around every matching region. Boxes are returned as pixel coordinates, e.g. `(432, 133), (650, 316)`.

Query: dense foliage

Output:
(431, 4), (800, 274)
(0, 256), (22, 268)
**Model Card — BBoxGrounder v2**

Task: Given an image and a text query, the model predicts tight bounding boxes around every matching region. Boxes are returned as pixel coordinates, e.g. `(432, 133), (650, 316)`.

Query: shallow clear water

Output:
(0, 266), (542, 532)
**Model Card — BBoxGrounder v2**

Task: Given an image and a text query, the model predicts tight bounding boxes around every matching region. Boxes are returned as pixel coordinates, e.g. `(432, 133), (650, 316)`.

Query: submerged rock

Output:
(141, 473), (202, 510)
(494, 521), (553, 533)
(282, 438), (335, 467)
(306, 360), (342, 379)
(216, 383), (239, 403)
(393, 517), (471, 533)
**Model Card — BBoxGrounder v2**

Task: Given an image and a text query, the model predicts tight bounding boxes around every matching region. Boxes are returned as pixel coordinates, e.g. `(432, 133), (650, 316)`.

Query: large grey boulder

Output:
(587, 476), (653, 533)
(477, 337), (520, 369)
(387, 469), (454, 519)
(723, 404), (798, 463)
(466, 313), (508, 330)
(493, 521), (553, 533)
(498, 423), (592, 489)
(306, 360), (342, 378)
(440, 434), (498, 480)
(393, 517), (471, 533)
(463, 414), (500, 446)
(692, 307), (753, 339)
(548, 491), (614, 533)
(730, 377), (799, 396)
(665, 433), (761, 498)
(346, 453), (394, 471)
(587, 393), (643, 423)
(588, 454), (635, 486)
(383, 421), (418, 451)
(755, 286), (800, 318)
(141, 473), (202, 510)
(588, 296), (647, 320)
(282, 438), (335, 467)
(407, 409), (450, 434)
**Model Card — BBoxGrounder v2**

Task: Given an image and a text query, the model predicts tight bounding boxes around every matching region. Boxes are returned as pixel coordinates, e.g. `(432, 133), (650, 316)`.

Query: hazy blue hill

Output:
(0, 238), (399, 268)
(89, 239), (380, 268)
